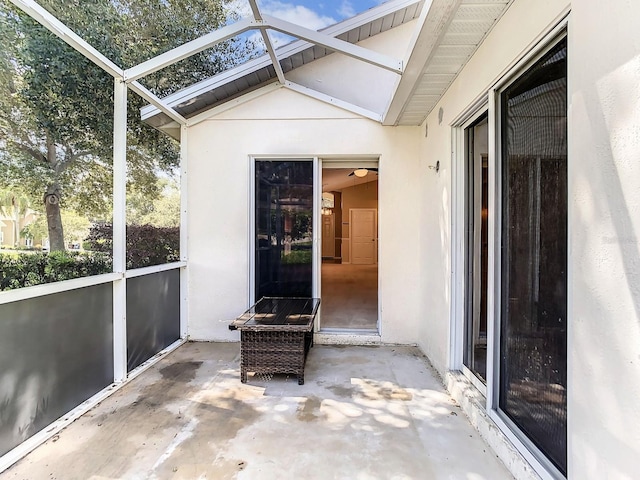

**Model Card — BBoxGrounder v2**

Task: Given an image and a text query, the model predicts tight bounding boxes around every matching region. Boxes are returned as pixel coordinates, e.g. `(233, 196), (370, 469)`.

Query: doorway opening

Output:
(320, 163), (378, 332)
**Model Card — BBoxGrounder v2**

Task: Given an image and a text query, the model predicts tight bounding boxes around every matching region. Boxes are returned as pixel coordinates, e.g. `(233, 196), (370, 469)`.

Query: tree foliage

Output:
(127, 177), (180, 228)
(0, 0), (254, 251)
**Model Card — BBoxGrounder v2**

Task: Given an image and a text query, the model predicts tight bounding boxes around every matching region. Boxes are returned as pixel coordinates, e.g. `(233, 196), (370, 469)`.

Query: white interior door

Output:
(350, 208), (377, 265)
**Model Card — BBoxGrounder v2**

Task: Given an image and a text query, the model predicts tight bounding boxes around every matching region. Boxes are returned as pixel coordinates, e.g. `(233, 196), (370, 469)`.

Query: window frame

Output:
(451, 103), (490, 397)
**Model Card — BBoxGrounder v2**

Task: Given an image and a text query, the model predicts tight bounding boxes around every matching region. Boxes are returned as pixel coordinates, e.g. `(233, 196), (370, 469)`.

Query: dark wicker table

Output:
(229, 297), (321, 385)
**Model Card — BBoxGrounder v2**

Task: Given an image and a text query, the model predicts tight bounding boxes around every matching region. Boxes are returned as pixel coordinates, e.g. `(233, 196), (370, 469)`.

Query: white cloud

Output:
(337, 0), (356, 18)
(261, 1), (337, 30)
(225, 0), (337, 31)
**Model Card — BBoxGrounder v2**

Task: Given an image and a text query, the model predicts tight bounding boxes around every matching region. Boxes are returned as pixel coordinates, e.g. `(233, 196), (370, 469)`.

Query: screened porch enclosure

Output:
(0, 0), (417, 468)
(3, 1), (627, 479)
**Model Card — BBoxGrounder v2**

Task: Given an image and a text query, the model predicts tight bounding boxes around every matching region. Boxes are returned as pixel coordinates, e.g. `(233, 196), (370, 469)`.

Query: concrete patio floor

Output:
(0, 342), (513, 480)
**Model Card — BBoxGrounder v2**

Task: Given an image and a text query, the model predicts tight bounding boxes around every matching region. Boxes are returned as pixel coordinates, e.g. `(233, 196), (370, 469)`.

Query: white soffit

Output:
(141, 0), (424, 130)
(384, 0), (513, 126)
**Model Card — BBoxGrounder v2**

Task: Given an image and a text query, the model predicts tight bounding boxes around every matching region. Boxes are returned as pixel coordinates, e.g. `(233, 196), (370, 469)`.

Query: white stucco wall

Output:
(568, 1), (640, 478)
(187, 88), (420, 344)
(417, 0), (640, 478)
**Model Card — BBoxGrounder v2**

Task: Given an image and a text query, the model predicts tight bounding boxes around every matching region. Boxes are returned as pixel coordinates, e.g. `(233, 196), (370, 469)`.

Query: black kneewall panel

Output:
(0, 284), (114, 456)
(126, 270), (180, 372)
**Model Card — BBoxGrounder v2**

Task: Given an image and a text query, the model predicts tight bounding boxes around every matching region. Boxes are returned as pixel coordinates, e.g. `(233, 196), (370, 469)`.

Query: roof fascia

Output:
(284, 81), (382, 122)
(141, 0), (421, 120)
(382, 0), (462, 126)
(185, 82), (283, 127)
(124, 18), (258, 83)
(263, 15), (403, 74)
(184, 79), (382, 126)
(10, 0), (124, 78)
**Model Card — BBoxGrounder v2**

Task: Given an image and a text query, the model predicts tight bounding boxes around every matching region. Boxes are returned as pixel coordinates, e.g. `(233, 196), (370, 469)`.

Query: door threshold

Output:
(315, 330), (381, 345)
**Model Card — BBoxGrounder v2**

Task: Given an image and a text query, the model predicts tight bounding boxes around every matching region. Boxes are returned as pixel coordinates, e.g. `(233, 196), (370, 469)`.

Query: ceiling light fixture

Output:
(353, 168), (369, 177)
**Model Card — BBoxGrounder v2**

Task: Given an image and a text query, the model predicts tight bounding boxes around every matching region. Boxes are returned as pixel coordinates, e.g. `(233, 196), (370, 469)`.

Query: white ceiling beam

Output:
(186, 82), (283, 127)
(382, 0), (462, 125)
(124, 18), (257, 82)
(259, 28), (286, 84)
(247, 0), (286, 84)
(284, 81), (382, 122)
(262, 15), (403, 74)
(129, 81), (187, 125)
(247, 0), (263, 21)
(10, 0), (124, 78)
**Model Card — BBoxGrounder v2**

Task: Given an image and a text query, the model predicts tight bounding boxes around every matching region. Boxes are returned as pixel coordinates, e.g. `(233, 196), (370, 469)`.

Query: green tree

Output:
(0, 0), (255, 251)
(127, 177), (180, 228)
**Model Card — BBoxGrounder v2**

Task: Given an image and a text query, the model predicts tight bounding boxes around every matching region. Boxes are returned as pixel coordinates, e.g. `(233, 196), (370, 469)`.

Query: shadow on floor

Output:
(0, 342), (514, 480)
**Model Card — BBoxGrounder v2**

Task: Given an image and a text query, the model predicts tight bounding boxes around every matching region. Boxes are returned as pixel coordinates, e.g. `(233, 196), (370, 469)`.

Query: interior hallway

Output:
(0, 342), (513, 480)
(320, 263), (378, 330)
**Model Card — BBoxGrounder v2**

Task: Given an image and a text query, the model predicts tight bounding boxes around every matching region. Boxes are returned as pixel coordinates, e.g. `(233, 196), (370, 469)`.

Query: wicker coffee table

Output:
(229, 297), (320, 385)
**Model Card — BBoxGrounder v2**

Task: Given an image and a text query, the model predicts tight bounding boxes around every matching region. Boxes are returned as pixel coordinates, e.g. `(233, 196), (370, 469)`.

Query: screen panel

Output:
(499, 38), (568, 475)
(0, 284), (114, 456)
(126, 269), (181, 372)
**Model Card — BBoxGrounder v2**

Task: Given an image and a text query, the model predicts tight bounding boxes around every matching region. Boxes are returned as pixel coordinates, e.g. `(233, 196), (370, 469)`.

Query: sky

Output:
(229, 0), (391, 48)
(254, 0), (389, 27)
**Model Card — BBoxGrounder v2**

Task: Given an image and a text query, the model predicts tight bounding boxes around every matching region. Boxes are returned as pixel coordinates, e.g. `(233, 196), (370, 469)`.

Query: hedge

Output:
(0, 224), (180, 291)
(0, 251), (111, 291)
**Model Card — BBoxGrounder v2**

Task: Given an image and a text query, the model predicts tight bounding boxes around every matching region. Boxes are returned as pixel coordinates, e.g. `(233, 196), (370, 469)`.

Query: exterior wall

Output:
(0, 211), (42, 248)
(185, 0), (640, 476)
(418, 0), (640, 478)
(187, 88), (420, 344)
(568, 1), (640, 478)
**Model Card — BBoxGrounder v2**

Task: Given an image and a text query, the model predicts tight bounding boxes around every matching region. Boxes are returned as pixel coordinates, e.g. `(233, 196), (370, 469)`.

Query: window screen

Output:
(499, 37), (568, 475)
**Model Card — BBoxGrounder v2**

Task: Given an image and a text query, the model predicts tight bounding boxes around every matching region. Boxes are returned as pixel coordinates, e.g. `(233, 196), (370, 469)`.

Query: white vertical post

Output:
(248, 157), (256, 306)
(179, 125), (189, 339)
(112, 78), (128, 383)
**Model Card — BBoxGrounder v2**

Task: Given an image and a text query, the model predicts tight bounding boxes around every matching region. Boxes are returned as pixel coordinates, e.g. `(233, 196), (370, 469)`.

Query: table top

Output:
(229, 297), (321, 332)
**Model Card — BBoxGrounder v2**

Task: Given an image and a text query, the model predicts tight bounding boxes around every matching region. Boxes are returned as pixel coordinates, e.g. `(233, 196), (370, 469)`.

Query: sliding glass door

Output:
(464, 113), (489, 383)
(498, 38), (567, 475)
(255, 160), (314, 300)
